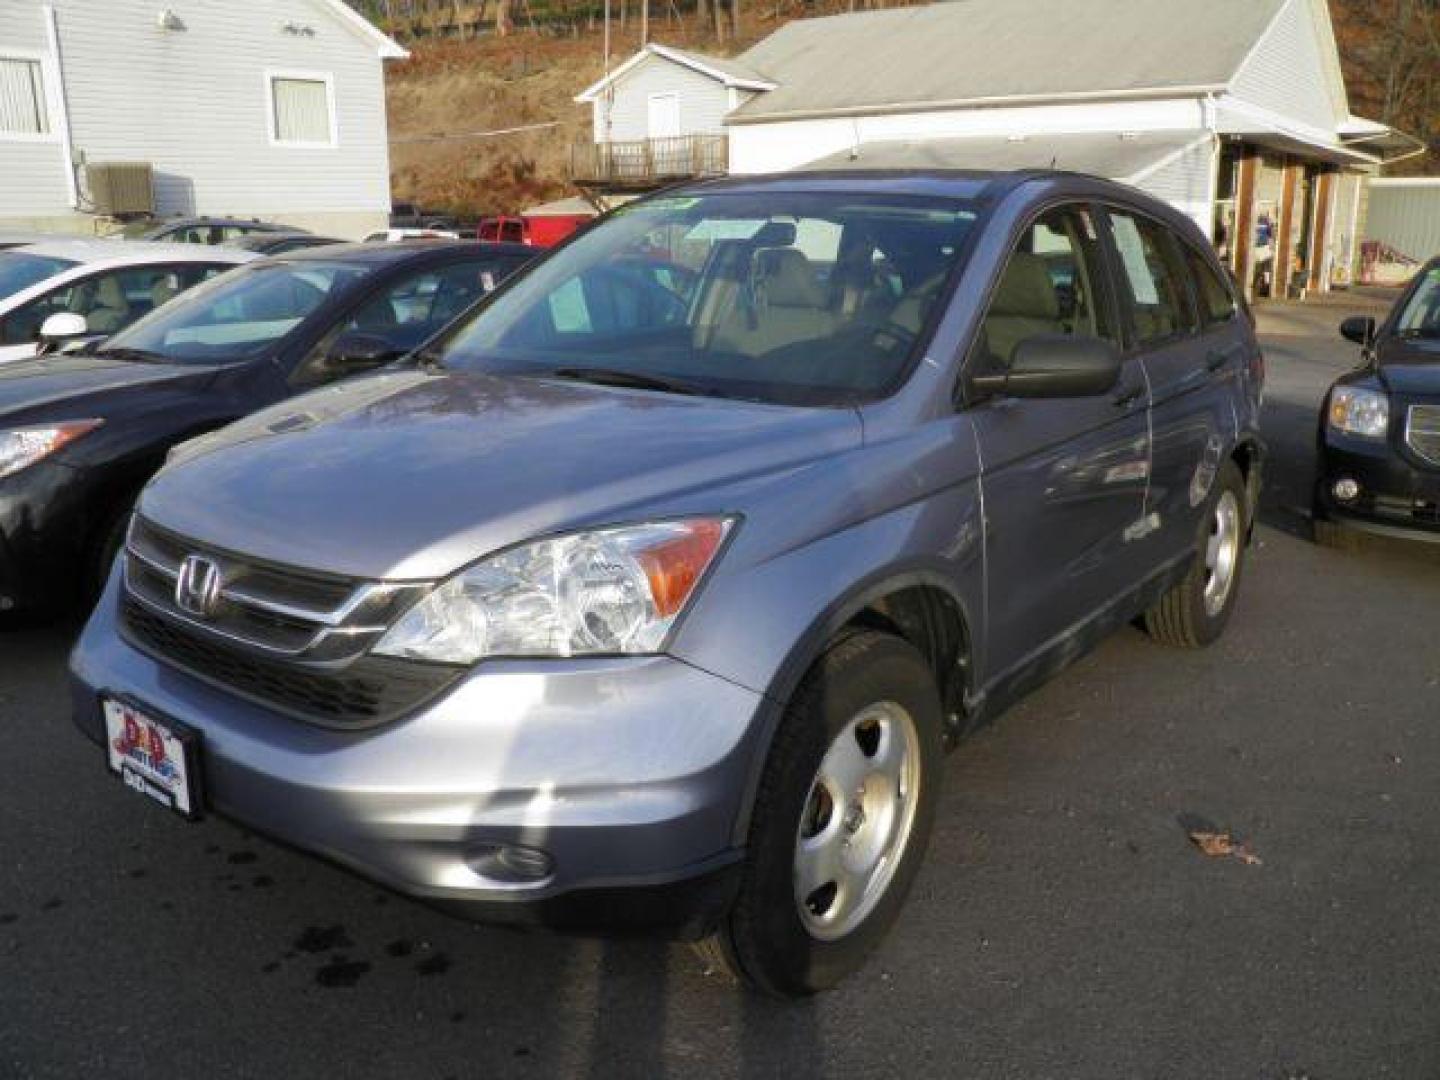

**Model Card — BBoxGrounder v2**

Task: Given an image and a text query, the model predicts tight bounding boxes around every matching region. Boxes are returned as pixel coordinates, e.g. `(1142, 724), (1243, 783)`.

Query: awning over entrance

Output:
(795, 131), (1207, 181)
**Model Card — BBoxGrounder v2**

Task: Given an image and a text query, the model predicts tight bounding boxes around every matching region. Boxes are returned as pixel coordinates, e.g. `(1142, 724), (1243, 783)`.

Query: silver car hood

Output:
(140, 369), (863, 580)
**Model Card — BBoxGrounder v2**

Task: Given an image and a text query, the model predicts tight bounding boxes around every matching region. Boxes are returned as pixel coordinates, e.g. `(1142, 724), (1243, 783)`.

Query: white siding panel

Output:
(1230, 0), (1340, 135)
(0, 8), (69, 218)
(729, 99), (1206, 173)
(1129, 138), (1216, 234)
(0, 145), (71, 217)
(596, 54), (732, 142)
(0, 1), (393, 232)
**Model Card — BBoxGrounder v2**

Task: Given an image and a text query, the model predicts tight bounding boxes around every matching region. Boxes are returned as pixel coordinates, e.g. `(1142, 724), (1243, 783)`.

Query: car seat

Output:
(712, 247), (836, 357)
(982, 252), (1063, 366)
(149, 273), (181, 311)
(80, 276), (132, 333)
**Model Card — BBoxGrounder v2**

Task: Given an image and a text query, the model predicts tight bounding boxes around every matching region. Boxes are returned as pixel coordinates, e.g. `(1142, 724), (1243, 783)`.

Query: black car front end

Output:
(0, 457), (106, 611)
(1316, 365), (1440, 542)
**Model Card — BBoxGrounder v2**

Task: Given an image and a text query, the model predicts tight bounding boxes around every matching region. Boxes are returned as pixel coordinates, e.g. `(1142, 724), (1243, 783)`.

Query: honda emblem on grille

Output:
(175, 555), (224, 618)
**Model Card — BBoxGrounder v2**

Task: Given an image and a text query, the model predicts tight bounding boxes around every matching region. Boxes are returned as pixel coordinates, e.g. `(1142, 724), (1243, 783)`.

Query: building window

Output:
(267, 73), (335, 147)
(0, 57), (49, 136)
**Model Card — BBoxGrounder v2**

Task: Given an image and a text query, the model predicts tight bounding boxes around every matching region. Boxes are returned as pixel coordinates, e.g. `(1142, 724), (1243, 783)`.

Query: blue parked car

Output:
(71, 170), (1264, 996)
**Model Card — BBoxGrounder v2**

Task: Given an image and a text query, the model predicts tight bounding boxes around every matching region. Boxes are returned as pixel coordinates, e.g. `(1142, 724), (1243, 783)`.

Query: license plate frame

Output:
(101, 694), (205, 821)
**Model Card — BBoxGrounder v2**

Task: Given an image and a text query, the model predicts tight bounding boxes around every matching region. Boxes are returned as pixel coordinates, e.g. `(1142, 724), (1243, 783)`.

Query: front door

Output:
(966, 203), (1151, 684)
(647, 93), (680, 140)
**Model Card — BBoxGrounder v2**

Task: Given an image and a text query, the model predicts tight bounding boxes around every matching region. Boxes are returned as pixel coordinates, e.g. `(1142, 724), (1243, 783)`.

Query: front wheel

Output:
(698, 630), (943, 996)
(1143, 460), (1248, 647)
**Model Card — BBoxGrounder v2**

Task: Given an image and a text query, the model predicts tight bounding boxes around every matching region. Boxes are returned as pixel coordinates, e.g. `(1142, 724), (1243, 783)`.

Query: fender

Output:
(726, 562), (977, 846)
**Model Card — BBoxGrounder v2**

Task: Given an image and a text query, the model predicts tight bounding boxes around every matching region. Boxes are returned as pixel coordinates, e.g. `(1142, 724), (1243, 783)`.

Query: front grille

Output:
(121, 598), (462, 729)
(121, 517), (446, 728)
(1406, 405), (1440, 468)
(124, 517), (425, 660)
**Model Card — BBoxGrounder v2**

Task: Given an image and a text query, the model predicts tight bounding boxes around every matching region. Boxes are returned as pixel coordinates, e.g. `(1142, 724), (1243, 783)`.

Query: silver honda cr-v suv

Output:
(71, 170), (1264, 996)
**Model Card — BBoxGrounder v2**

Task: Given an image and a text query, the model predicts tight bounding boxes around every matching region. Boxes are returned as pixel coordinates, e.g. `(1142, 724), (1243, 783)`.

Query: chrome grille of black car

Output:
(1406, 405), (1440, 468)
(121, 517), (448, 727)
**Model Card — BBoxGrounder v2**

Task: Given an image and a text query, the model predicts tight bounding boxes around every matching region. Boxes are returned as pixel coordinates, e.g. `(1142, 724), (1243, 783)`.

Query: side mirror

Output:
(1340, 316), (1376, 346)
(325, 331), (401, 374)
(970, 334), (1122, 399)
(39, 311), (89, 341)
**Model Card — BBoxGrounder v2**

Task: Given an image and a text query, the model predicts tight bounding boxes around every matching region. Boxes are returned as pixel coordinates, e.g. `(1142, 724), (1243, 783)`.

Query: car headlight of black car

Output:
(1327, 387), (1389, 439)
(0, 420), (104, 481)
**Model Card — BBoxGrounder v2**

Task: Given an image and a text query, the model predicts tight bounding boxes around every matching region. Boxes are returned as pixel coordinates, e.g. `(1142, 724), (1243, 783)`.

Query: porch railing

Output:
(570, 134), (729, 188)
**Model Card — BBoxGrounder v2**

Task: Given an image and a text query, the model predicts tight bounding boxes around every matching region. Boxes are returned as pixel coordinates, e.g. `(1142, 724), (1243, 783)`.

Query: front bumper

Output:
(0, 460), (92, 612)
(1315, 431), (1440, 541)
(70, 567), (764, 936)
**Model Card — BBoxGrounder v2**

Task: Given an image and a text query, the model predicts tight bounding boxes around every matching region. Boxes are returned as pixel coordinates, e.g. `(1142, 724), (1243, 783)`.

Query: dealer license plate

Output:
(102, 697), (203, 820)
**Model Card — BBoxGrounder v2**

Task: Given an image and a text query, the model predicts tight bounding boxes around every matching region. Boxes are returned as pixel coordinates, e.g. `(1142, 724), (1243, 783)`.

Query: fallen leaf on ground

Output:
(1187, 829), (1263, 866)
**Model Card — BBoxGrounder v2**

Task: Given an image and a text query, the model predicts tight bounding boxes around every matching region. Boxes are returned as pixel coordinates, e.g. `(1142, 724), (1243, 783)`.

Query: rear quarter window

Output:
(1182, 244), (1238, 327)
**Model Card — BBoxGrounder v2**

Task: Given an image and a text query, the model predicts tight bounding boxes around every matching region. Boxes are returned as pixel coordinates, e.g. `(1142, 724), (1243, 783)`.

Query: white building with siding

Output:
(579, 0), (1421, 300)
(0, 1), (406, 238)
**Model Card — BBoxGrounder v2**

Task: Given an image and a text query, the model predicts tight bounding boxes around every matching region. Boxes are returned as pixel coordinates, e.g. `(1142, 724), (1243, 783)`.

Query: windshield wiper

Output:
(1398, 328), (1440, 340)
(410, 347), (447, 374)
(95, 346), (168, 363)
(544, 366), (706, 397)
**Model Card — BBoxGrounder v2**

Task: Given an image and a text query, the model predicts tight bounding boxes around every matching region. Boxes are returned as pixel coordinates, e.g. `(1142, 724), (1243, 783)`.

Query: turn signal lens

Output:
(0, 420), (104, 481)
(1328, 387), (1389, 439)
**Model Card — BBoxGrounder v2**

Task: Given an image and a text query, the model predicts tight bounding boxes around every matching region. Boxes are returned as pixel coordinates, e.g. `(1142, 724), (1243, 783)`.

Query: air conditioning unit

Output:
(85, 162), (155, 216)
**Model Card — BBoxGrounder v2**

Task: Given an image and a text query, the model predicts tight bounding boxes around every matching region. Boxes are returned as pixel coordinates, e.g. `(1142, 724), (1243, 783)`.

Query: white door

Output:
(647, 93), (681, 140)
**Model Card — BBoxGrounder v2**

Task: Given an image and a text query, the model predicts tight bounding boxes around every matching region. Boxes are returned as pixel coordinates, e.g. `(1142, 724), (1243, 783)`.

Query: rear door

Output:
(967, 202), (1152, 681)
(1101, 206), (1237, 569)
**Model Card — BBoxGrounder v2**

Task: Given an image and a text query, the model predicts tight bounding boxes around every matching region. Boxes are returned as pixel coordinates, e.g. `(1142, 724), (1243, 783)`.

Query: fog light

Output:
(1333, 478), (1361, 503)
(466, 843), (555, 884)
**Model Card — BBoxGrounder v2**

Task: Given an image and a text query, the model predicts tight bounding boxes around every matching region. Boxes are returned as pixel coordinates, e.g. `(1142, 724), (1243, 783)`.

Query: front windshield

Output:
(101, 260), (373, 362)
(433, 191), (981, 405)
(0, 252), (78, 301)
(1398, 265), (1440, 338)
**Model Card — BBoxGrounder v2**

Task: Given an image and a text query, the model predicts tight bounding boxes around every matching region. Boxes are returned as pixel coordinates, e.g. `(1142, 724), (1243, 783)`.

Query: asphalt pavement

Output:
(4, 290), (1439, 1079)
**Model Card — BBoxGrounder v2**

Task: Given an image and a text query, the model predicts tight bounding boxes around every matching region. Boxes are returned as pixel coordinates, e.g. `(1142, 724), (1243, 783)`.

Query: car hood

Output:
(1377, 339), (1440, 396)
(141, 370), (864, 581)
(0, 352), (212, 421)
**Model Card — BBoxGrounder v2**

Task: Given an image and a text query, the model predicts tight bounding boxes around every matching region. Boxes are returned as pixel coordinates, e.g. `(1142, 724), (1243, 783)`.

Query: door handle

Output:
(1112, 383), (1145, 409)
(1207, 345), (1242, 372)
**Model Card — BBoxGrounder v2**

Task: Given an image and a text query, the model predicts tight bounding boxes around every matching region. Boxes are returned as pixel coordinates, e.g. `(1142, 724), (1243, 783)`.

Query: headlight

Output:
(1328, 387), (1389, 439)
(0, 420), (103, 481)
(373, 517), (735, 664)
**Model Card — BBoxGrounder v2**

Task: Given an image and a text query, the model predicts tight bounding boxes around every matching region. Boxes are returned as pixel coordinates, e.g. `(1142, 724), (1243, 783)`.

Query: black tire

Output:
(1143, 460), (1248, 648)
(698, 630), (944, 997)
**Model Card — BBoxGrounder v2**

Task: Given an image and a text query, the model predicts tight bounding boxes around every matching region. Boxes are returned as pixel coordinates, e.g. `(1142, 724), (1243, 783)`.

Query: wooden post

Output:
(1232, 148), (1259, 303)
(1309, 170), (1335, 294)
(1274, 157), (1301, 300)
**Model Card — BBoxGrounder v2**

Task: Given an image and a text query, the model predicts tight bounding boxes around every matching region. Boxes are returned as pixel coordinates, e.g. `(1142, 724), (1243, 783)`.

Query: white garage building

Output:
(577, 0), (1422, 300)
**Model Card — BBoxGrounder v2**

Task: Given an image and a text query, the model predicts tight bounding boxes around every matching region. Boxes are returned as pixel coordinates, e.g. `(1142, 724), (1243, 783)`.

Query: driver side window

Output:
(975, 205), (1115, 374)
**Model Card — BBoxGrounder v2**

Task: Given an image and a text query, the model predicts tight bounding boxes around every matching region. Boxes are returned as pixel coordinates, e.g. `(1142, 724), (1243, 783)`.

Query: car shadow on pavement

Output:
(1256, 393), (1322, 541)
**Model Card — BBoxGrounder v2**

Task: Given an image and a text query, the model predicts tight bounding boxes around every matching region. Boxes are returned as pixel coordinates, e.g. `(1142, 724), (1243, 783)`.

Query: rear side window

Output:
(975, 204), (1117, 372)
(1182, 245), (1238, 326)
(1106, 210), (1195, 344)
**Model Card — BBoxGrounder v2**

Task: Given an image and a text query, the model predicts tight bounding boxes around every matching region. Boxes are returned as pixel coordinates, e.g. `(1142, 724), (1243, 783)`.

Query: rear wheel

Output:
(1143, 460), (1248, 648)
(698, 630), (943, 996)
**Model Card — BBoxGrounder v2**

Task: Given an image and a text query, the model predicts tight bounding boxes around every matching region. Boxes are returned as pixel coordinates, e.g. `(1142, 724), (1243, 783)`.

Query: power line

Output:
(389, 120), (561, 145)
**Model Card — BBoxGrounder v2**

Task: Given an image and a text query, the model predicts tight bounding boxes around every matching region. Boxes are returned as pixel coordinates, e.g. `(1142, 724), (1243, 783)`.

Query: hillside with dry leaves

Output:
(382, 0), (1440, 216)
